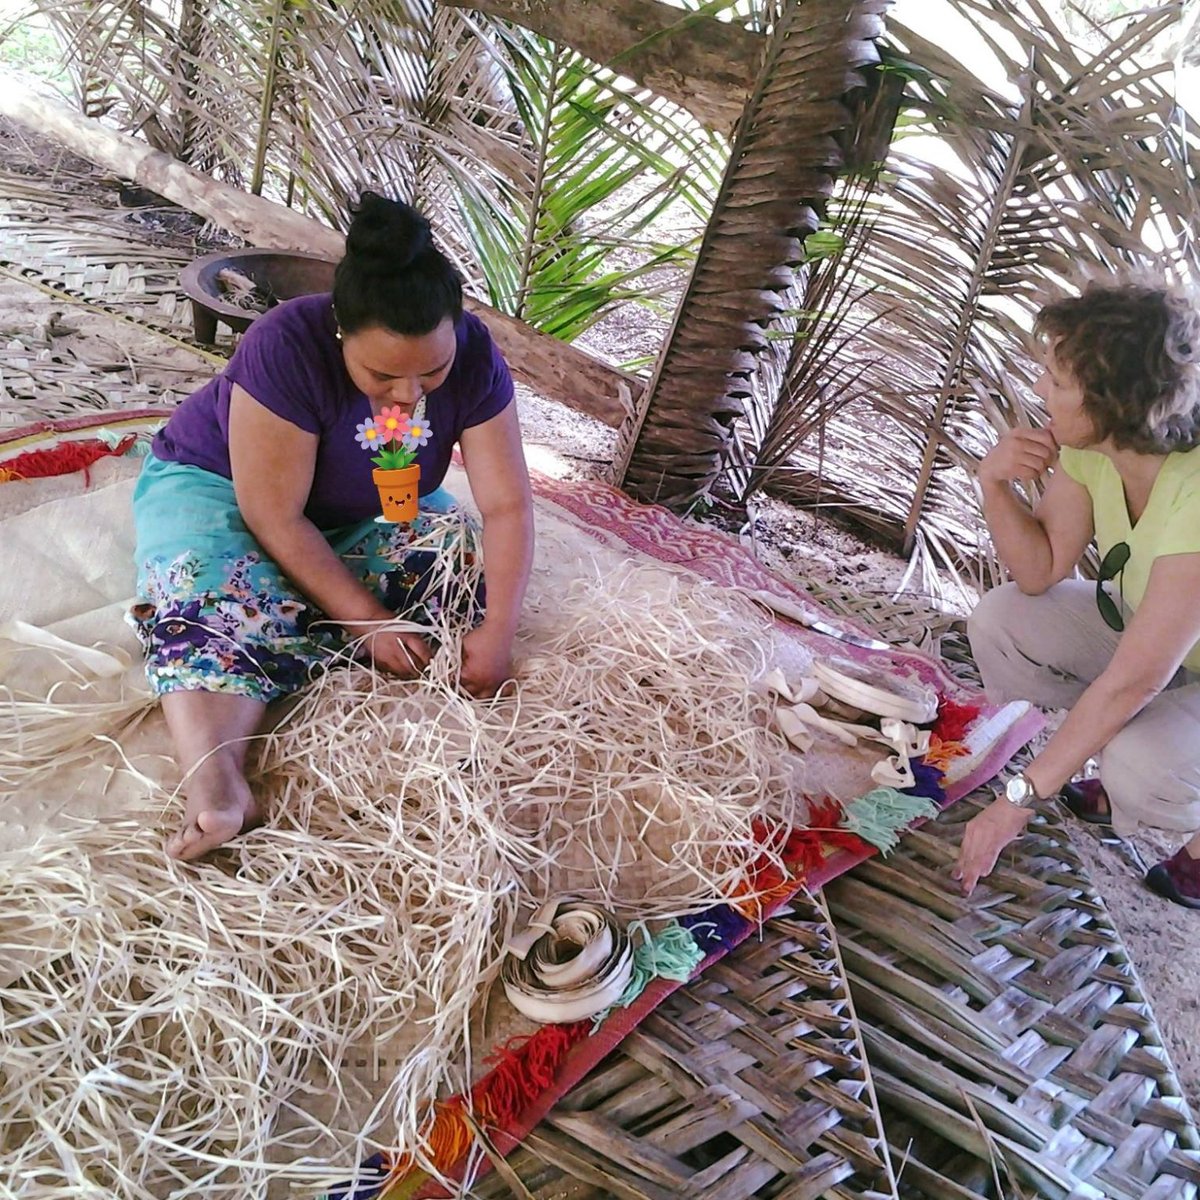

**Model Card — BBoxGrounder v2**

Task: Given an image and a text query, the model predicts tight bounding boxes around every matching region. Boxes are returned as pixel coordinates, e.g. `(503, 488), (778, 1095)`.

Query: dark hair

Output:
(332, 192), (463, 336)
(1035, 279), (1200, 454)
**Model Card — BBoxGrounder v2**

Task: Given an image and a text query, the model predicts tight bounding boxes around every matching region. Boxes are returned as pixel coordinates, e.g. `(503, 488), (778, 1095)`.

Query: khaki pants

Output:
(968, 580), (1200, 836)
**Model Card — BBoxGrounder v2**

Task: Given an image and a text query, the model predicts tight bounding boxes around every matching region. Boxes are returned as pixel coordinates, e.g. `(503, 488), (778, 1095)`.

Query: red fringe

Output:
(733, 803), (872, 917)
(0, 436), (137, 484)
(934, 697), (981, 743)
(380, 1020), (592, 1194)
(472, 1020), (590, 1130)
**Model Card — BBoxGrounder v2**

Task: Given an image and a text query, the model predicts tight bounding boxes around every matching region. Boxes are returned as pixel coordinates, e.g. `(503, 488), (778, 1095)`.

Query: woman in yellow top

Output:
(955, 279), (1200, 907)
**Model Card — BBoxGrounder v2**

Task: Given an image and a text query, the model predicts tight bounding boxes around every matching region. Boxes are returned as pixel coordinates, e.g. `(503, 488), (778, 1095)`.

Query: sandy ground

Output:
(0, 159), (1195, 1118)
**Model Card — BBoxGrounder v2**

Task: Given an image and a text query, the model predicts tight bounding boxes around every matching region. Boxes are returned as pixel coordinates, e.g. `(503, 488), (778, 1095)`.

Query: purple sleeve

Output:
(462, 332), (515, 430)
(224, 306), (331, 434)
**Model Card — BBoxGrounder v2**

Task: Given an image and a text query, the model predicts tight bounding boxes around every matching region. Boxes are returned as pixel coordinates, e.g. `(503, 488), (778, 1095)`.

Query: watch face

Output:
(1005, 776), (1030, 805)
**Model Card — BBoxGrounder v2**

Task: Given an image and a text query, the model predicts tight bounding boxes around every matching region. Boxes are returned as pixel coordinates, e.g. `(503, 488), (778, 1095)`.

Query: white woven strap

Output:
(810, 658), (937, 724)
(765, 669), (932, 787)
(501, 899), (634, 1024)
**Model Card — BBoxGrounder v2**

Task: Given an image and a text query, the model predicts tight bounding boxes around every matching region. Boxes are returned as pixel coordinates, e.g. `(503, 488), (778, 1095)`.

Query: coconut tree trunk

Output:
(613, 0), (887, 509)
(439, 0), (766, 132)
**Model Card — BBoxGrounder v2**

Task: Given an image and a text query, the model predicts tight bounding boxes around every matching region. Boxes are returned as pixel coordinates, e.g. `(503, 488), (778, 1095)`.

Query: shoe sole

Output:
(1145, 864), (1200, 909)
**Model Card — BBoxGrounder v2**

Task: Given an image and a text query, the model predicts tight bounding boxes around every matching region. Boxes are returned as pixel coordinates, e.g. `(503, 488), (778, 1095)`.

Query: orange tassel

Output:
(922, 734), (969, 773)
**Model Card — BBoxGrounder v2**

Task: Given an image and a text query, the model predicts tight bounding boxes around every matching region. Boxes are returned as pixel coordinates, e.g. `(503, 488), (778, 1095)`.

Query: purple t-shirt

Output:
(153, 293), (514, 529)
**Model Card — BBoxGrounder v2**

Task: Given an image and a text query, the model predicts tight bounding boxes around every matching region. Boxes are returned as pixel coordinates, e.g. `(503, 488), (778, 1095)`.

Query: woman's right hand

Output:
(347, 624), (433, 679)
(978, 427), (1059, 487)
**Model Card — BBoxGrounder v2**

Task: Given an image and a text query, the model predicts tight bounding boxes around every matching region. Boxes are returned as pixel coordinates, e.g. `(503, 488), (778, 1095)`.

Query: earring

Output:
(335, 327), (343, 343)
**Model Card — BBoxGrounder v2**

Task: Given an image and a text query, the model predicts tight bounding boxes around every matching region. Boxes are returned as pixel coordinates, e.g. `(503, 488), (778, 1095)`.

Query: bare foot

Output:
(167, 755), (261, 861)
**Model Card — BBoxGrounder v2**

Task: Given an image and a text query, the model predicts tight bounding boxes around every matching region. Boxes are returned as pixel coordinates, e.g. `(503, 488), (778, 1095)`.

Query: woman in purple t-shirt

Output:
(130, 194), (533, 860)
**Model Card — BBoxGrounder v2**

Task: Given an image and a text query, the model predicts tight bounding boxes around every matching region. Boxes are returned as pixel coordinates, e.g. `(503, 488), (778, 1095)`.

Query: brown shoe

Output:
(1145, 848), (1200, 910)
(1059, 779), (1113, 827)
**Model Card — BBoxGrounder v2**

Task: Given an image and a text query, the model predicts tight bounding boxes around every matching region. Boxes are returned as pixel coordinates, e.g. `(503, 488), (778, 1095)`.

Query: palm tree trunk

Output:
(614, 0), (886, 509)
(439, 0), (766, 131)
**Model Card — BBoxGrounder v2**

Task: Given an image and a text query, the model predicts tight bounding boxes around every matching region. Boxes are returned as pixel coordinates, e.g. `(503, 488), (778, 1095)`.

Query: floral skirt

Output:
(129, 455), (483, 701)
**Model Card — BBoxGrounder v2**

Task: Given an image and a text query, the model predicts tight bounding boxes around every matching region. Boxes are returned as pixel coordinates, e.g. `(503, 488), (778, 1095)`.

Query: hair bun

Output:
(345, 192), (432, 274)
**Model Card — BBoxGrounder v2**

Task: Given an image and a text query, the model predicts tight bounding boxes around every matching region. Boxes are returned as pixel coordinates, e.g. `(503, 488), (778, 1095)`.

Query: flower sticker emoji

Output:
(355, 418), (384, 450)
(376, 406), (411, 444)
(404, 418), (432, 449)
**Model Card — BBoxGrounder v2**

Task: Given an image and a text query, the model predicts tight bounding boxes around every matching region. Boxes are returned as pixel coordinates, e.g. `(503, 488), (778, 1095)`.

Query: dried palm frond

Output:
(753, 1), (1200, 595)
(2, 0), (727, 344)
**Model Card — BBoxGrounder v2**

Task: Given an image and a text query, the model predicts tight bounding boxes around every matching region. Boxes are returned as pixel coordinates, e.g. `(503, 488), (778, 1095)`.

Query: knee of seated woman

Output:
(967, 582), (1031, 647)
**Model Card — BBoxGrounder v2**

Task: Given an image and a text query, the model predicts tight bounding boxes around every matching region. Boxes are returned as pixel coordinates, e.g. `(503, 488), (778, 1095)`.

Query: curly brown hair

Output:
(1035, 280), (1200, 454)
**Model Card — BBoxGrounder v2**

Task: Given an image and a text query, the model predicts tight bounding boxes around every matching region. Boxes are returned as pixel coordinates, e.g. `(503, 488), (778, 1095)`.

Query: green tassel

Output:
(592, 923), (705, 1029)
(841, 787), (938, 855)
(96, 428), (152, 458)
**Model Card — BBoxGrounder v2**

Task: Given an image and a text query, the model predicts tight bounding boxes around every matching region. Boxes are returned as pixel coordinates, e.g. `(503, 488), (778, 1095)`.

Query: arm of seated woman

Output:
(980, 441), (1094, 594)
(457, 403), (533, 697)
(228, 384), (431, 674)
(956, 551), (1200, 893)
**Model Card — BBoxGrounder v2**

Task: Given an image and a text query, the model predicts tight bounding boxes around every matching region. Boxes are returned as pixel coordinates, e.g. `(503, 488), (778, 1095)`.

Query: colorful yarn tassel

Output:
(591, 923), (705, 1027)
(323, 1152), (390, 1200)
(840, 787), (939, 854)
(473, 1019), (590, 1130)
(679, 904), (749, 953)
(0, 435), (138, 482)
(934, 697), (981, 743)
(906, 757), (946, 804)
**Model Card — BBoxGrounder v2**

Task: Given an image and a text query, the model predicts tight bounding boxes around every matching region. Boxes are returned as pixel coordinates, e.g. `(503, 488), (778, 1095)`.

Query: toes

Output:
(166, 821), (207, 860)
(170, 807), (247, 862)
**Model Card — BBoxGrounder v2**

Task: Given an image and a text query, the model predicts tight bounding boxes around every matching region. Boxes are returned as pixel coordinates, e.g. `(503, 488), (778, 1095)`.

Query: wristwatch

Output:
(1003, 772), (1040, 808)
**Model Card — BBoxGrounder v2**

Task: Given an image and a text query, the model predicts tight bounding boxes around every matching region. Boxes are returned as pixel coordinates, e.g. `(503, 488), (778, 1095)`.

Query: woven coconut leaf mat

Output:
(474, 793), (1199, 1200)
(0, 174), (215, 343)
(0, 177), (229, 428)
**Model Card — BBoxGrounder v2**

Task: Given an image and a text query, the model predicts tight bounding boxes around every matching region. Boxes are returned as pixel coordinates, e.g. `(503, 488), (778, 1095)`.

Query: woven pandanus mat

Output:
(471, 890), (898, 1200)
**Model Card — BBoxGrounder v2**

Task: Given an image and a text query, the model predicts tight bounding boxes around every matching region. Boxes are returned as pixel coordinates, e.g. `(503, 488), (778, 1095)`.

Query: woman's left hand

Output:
(459, 622), (514, 699)
(952, 798), (1033, 895)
